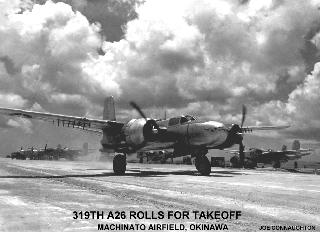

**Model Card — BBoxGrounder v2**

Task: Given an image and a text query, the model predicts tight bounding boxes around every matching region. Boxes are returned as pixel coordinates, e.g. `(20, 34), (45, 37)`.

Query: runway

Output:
(0, 158), (319, 232)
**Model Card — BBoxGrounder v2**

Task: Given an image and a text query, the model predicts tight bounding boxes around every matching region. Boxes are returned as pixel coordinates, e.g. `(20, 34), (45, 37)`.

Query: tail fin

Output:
(292, 140), (300, 150)
(103, 96), (116, 121)
(82, 142), (88, 156)
(281, 145), (287, 151)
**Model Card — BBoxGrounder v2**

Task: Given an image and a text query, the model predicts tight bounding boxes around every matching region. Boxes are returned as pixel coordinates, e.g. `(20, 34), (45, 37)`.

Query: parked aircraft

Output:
(0, 97), (289, 175)
(10, 147), (37, 160)
(227, 140), (313, 168)
(9, 143), (90, 160)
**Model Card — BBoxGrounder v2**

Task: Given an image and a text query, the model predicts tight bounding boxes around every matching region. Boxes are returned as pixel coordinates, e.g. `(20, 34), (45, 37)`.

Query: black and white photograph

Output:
(0, 0), (319, 231)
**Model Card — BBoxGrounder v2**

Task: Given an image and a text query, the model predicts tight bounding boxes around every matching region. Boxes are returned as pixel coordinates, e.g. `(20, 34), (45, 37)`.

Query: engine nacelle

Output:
(123, 118), (158, 147)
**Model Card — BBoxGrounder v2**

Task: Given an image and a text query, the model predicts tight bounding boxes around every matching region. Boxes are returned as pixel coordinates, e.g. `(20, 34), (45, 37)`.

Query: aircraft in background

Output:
(9, 143), (91, 160)
(0, 96), (289, 175)
(226, 140), (313, 168)
(9, 147), (37, 160)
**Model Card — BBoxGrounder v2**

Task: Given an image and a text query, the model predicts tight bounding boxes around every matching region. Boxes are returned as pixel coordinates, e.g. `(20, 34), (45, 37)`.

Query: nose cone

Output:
(228, 124), (244, 144)
(204, 121), (226, 128)
(188, 121), (228, 147)
(204, 121), (229, 145)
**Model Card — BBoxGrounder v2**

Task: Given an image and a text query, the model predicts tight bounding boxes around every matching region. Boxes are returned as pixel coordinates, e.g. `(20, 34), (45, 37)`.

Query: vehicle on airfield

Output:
(226, 140), (313, 168)
(0, 96), (289, 175)
(137, 150), (173, 164)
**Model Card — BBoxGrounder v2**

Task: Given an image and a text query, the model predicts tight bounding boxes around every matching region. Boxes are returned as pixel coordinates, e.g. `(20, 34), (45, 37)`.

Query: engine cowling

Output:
(123, 118), (158, 147)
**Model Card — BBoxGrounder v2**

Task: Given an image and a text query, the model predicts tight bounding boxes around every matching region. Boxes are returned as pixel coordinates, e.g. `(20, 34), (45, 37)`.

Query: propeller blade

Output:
(130, 101), (147, 120)
(239, 141), (245, 168)
(241, 104), (247, 128)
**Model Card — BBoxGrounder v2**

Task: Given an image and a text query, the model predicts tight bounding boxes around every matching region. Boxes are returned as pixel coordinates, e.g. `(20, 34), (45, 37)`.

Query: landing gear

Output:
(113, 154), (126, 175)
(230, 156), (256, 169)
(195, 156), (211, 176)
(230, 156), (240, 168)
(239, 142), (245, 168)
(272, 160), (281, 168)
(244, 159), (257, 169)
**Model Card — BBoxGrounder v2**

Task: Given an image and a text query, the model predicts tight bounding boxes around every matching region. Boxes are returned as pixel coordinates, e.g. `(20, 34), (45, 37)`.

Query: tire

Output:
(244, 160), (257, 169)
(195, 156), (211, 176)
(113, 154), (126, 175)
(273, 160), (281, 168)
(230, 156), (240, 168)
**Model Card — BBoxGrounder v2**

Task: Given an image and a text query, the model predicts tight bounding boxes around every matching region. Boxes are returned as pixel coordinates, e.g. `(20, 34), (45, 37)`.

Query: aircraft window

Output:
(180, 116), (188, 124)
(168, 117), (180, 126)
(185, 115), (196, 121)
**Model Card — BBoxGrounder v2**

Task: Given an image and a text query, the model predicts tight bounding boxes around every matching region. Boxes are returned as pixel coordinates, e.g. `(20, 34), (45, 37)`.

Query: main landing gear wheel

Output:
(195, 156), (211, 176)
(113, 154), (126, 175)
(244, 160), (257, 169)
(273, 160), (281, 168)
(230, 156), (240, 168)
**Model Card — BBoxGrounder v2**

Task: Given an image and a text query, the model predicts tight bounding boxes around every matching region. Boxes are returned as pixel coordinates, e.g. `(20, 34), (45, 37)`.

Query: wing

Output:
(223, 149), (240, 154)
(72, 126), (103, 135)
(0, 107), (123, 132)
(242, 125), (290, 133)
(296, 148), (314, 152)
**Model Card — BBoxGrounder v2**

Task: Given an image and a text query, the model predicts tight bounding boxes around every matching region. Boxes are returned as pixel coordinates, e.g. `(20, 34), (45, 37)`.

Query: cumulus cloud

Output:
(100, 1), (320, 114)
(31, 0), (141, 42)
(97, 0), (320, 142)
(248, 61), (320, 142)
(7, 118), (33, 134)
(0, 0), (121, 116)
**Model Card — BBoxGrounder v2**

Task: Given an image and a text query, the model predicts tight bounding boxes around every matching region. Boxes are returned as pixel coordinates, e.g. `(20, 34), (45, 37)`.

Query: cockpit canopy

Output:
(168, 115), (196, 126)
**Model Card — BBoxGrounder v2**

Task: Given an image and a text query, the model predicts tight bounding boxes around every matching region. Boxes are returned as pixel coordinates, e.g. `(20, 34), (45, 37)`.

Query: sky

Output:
(1, 0), (320, 154)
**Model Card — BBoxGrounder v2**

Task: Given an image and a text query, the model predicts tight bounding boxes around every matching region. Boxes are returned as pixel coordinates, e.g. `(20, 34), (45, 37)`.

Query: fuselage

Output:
(159, 119), (229, 148)
(147, 115), (232, 151)
(102, 115), (237, 156)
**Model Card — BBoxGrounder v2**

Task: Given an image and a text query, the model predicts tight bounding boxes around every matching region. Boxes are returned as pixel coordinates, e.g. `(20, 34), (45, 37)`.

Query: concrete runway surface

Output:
(0, 158), (319, 232)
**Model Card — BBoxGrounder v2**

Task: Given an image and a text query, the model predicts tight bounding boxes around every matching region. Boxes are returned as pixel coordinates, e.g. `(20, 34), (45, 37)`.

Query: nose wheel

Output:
(195, 156), (211, 176)
(113, 153), (127, 175)
(239, 142), (245, 168)
(272, 160), (281, 168)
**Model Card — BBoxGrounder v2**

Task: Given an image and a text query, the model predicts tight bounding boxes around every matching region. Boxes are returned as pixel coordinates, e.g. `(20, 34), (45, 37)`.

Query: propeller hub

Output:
(143, 119), (159, 141)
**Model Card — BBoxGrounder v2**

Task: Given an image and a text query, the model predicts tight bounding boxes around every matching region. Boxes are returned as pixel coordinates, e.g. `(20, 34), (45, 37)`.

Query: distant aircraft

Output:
(38, 143), (91, 160)
(0, 96), (289, 175)
(227, 140), (313, 168)
(9, 143), (91, 160)
(10, 147), (36, 160)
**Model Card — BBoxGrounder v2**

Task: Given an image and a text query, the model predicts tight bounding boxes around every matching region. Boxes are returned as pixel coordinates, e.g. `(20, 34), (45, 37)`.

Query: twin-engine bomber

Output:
(227, 140), (313, 168)
(0, 97), (289, 175)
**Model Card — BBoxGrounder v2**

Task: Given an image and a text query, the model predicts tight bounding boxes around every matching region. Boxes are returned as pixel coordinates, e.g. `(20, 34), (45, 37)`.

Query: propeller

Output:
(239, 140), (245, 168)
(130, 101), (148, 121)
(129, 101), (162, 140)
(240, 105), (247, 129)
(239, 104), (247, 168)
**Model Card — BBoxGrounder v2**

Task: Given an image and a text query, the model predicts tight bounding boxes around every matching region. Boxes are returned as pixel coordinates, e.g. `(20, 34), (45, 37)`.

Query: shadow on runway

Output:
(0, 169), (245, 178)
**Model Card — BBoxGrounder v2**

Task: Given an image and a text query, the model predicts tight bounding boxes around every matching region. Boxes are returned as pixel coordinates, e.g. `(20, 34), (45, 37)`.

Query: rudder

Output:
(100, 96), (118, 153)
(281, 145), (287, 151)
(292, 140), (300, 150)
(103, 96), (116, 121)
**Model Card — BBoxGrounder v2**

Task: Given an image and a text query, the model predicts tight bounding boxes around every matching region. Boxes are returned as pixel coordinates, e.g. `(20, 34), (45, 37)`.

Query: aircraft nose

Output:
(229, 124), (243, 144)
(202, 122), (229, 145)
